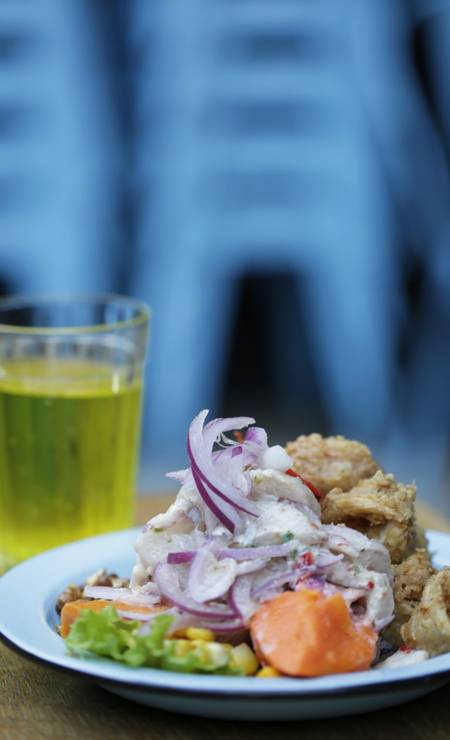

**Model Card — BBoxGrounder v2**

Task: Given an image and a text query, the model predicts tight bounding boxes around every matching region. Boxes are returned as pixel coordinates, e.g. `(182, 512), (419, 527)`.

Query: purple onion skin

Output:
(187, 429), (258, 518)
(167, 543), (292, 565)
(191, 452), (257, 517)
(190, 464), (237, 533)
(167, 551), (196, 564)
(153, 563), (239, 621)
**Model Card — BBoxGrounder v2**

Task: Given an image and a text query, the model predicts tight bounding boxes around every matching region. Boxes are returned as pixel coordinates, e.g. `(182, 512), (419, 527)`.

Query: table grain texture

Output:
(1, 494), (450, 740)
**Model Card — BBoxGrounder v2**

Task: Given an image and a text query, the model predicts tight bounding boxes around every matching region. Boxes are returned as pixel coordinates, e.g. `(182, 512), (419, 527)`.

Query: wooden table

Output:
(2, 495), (450, 740)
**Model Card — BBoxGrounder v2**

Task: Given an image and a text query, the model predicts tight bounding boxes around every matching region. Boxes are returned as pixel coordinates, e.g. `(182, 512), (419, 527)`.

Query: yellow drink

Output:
(0, 359), (142, 565)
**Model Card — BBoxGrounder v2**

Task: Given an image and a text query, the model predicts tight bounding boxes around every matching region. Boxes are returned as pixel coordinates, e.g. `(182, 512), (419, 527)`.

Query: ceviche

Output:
(59, 411), (449, 678)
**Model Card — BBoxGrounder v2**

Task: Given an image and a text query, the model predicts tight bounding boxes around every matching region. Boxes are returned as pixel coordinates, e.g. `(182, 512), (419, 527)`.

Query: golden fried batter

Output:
(285, 430), (439, 650)
(321, 471), (417, 563)
(384, 549), (434, 645)
(401, 568), (450, 655)
(285, 433), (378, 495)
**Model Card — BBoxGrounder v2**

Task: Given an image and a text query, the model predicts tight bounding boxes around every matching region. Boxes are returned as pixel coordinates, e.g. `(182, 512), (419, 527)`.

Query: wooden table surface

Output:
(2, 494), (450, 740)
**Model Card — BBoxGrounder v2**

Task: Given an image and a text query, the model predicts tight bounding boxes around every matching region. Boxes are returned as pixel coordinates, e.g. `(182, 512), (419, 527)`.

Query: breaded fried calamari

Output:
(285, 430), (449, 655)
(401, 568), (450, 655)
(321, 471), (417, 563)
(285, 433), (378, 495)
(384, 548), (434, 646)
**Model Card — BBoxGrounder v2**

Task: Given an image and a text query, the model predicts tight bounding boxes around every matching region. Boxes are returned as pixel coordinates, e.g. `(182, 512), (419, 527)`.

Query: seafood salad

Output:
(60, 411), (445, 677)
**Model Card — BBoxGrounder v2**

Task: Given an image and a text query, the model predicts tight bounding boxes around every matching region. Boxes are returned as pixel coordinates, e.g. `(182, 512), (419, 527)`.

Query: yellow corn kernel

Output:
(256, 667), (281, 678)
(230, 643), (259, 676)
(189, 640), (210, 661)
(173, 639), (192, 657)
(185, 627), (215, 642)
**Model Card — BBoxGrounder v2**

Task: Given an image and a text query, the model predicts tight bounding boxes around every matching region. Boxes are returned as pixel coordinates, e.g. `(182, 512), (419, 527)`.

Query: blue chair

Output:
(0, 0), (121, 295)
(356, 0), (450, 512)
(128, 0), (398, 476)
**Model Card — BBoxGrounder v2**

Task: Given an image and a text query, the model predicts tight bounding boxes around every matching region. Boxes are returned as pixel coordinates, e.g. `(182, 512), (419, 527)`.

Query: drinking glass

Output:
(0, 294), (150, 569)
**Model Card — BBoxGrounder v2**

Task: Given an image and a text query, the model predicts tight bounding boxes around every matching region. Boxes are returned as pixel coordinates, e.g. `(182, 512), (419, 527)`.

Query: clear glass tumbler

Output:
(0, 294), (150, 569)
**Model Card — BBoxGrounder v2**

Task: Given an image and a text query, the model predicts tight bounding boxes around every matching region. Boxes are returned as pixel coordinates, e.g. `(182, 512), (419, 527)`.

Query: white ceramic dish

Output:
(1, 528), (450, 720)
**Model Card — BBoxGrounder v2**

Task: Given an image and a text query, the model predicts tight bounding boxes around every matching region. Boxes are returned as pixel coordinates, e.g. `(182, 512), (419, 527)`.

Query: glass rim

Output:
(0, 293), (151, 336)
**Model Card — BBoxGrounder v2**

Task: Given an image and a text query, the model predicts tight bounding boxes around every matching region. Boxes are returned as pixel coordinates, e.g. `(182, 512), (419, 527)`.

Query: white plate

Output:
(1, 528), (450, 721)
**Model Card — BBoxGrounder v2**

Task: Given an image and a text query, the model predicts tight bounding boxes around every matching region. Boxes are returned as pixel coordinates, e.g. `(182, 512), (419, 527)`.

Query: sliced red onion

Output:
(135, 606), (246, 637)
(167, 551), (196, 564)
(188, 411), (259, 517)
(229, 576), (259, 622)
(214, 451), (253, 498)
(294, 564), (316, 581)
(314, 551), (344, 570)
(187, 546), (237, 604)
(245, 426), (268, 448)
(153, 562), (237, 620)
(83, 585), (160, 607)
(202, 414), (255, 451)
(252, 569), (297, 601)
(295, 575), (328, 593)
(191, 464), (241, 533)
(212, 447), (258, 486)
(136, 607), (186, 635)
(138, 608), (203, 636)
(236, 558), (268, 575)
(191, 452), (258, 517)
(295, 579), (369, 609)
(116, 609), (161, 622)
(219, 543), (294, 561)
(167, 542), (293, 565)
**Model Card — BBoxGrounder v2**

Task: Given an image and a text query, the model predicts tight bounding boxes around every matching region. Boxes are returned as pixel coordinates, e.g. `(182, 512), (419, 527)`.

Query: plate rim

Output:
(2, 526), (450, 699)
(1, 630), (449, 701)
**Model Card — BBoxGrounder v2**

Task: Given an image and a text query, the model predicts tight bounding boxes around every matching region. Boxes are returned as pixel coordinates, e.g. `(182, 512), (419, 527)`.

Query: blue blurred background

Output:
(1, 0), (450, 510)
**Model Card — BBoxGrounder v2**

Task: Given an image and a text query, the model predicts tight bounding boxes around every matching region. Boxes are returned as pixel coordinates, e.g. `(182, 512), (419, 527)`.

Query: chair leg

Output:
(134, 256), (239, 476)
(386, 290), (450, 513)
(298, 262), (397, 448)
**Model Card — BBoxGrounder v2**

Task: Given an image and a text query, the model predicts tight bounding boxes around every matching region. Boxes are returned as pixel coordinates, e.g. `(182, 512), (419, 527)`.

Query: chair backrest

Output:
(0, 0), (121, 294)
(129, 0), (391, 286)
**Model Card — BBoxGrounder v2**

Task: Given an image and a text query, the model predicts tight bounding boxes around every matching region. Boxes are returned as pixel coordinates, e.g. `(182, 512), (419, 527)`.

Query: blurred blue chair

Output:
(348, 0), (450, 509)
(0, 0), (121, 295)
(128, 0), (398, 474)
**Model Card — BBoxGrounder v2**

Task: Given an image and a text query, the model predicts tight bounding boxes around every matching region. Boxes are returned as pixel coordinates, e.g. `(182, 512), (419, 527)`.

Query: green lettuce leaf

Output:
(65, 606), (243, 674)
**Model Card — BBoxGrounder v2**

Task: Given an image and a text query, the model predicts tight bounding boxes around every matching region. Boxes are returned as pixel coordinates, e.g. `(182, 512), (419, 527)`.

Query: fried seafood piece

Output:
(401, 568), (450, 655)
(321, 471), (417, 563)
(285, 433), (378, 495)
(383, 549), (435, 646)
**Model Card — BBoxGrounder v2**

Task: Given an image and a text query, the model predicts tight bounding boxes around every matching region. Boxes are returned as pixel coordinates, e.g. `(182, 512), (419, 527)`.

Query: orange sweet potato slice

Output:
(60, 599), (166, 638)
(250, 589), (377, 676)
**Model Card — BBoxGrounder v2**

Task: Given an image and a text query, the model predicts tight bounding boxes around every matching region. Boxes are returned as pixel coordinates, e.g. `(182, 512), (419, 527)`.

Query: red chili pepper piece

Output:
(286, 468), (323, 500)
(234, 431), (245, 443)
(301, 551), (314, 566)
(367, 581), (374, 590)
(399, 645), (413, 653)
